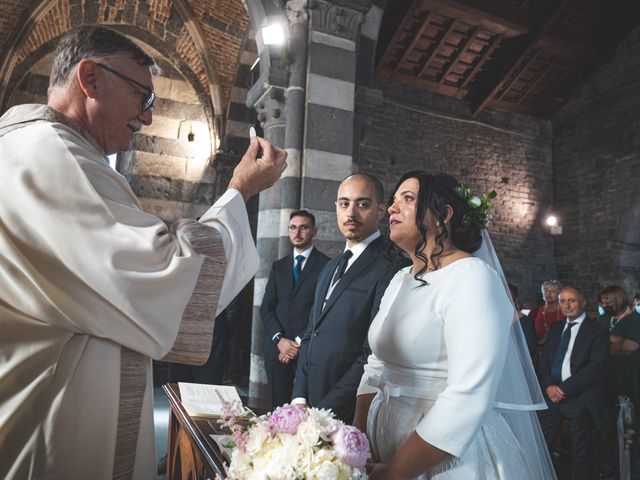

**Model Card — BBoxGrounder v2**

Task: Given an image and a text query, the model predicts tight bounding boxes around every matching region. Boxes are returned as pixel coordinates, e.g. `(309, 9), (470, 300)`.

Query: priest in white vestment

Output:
(0, 26), (287, 480)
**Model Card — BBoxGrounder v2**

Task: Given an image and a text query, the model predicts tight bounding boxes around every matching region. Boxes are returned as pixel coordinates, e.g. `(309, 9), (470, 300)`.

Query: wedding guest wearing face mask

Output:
(596, 285), (640, 480)
(633, 292), (640, 314)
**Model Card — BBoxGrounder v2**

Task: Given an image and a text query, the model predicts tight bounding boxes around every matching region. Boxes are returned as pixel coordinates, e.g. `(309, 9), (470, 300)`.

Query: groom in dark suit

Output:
(291, 174), (395, 423)
(538, 286), (609, 480)
(260, 210), (330, 408)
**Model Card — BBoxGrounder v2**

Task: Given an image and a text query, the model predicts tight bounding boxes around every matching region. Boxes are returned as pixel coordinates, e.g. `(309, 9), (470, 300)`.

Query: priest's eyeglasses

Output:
(96, 63), (155, 112)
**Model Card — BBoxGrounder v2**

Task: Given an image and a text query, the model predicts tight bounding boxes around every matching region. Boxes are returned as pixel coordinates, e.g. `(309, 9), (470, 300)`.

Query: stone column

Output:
(301, 0), (370, 256)
(247, 0), (375, 401)
(247, 80), (287, 400)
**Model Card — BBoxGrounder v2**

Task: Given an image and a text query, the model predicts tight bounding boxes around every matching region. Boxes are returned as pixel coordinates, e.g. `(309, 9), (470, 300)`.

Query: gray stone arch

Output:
(0, 0), (226, 161)
(4, 26), (215, 134)
(222, 28), (259, 157)
(6, 29), (225, 226)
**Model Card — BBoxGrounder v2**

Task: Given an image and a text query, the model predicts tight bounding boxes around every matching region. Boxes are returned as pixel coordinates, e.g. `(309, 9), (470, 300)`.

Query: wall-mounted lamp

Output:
(257, 17), (290, 74)
(545, 210), (563, 235)
(261, 23), (286, 46)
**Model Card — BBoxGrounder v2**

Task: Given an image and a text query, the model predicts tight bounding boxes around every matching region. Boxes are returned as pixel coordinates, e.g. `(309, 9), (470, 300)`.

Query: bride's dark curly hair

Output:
(388, 170), (483, 282)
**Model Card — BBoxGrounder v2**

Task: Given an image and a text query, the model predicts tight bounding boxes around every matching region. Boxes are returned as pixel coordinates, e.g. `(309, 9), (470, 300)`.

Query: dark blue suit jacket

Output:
(291, 236), (395, 423)
(260, 247), (330, 360)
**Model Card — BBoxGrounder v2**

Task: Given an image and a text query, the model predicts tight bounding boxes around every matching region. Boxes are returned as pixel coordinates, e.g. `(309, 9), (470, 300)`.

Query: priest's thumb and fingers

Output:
(229, 136), (288, 200)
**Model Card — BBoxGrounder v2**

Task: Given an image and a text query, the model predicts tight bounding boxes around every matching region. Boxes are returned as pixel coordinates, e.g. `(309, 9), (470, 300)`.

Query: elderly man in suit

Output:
(260, 210), (330, 408)
(291, 173), (395, 423)
(538, 286), (609, 480)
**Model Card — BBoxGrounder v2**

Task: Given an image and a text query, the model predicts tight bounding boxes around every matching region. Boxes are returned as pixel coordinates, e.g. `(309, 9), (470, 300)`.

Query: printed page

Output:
(178, 382), (242, 417)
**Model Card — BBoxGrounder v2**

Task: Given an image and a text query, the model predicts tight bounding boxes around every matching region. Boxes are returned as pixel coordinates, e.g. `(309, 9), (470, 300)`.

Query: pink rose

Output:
(268, 404), (308, 434)
(329, 425), (370, 469)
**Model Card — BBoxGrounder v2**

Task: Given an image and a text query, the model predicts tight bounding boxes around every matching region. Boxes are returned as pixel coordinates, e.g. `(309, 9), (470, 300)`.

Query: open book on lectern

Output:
(178, 382), (243, 418)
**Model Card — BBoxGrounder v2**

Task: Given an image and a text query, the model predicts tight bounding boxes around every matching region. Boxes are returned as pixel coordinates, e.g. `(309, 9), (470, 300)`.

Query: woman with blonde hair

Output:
(533, 279), (564, 343)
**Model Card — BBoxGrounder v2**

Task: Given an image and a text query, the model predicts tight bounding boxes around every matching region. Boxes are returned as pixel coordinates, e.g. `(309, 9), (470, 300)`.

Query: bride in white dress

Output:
(353, 171), (556, 479)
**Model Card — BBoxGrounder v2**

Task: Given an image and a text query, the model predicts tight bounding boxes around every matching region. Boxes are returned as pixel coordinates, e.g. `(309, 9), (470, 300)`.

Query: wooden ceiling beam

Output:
(489, 98), (555, 118)
(470, 0), (575, 115)
(377, 67), (469, 97)
(439, 27), (479, 85)
(459, 33), (503, 90)
(376, 1), (422, 73)
(416, 18), (458, 80)
(394, 11), (433, 73)
(538, 32), (595, 59)
(420, 0), (532, 36)
(514, 55), (556, 105)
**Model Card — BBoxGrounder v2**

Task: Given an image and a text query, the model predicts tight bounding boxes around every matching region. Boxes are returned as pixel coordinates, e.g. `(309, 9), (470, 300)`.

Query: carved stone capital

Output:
(286, 0), (309, 24)
(253, 84), (287, 131)
(309, 0), (365, 41)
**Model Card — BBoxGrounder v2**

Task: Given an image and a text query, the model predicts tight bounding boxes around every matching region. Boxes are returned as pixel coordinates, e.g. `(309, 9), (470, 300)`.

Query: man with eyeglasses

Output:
(291, 174), (397, 424)
(260, 210), (330, 408)
(0, 26), (286, 480)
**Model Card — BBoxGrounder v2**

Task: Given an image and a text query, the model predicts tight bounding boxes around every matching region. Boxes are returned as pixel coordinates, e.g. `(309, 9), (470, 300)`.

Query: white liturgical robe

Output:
(0, 104), (259, 479)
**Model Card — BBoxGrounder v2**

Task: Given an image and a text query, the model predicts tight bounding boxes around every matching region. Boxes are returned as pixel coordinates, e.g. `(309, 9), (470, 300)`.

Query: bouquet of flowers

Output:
(216, 403), (370, 480)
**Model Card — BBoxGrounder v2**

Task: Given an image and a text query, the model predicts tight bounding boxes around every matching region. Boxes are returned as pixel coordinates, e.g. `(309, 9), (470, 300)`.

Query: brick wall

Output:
(553, 24), (640, 304)
(0, 0), (30, 51)
(355, 80), (557, 304)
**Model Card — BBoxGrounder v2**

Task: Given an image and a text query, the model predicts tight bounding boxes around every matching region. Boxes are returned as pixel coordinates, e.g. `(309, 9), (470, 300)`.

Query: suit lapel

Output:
(280, 254), (295, 296)
(313, 255), (339, 324)
(570, 318), (590, 362)
(548, 323), (563, 360)
(318, 238), (381, 324)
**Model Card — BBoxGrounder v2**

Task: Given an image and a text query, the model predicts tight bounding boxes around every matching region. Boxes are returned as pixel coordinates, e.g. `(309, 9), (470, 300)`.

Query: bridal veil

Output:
(475, 230), (557, 479)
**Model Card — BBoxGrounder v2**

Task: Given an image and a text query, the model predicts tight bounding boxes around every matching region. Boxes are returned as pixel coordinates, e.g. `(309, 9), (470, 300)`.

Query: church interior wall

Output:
(553, 22), (640, 304)
(355, 79), (556, 305)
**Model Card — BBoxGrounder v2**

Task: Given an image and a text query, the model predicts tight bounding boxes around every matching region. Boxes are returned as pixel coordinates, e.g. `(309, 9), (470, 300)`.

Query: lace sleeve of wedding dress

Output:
(474, 230), (557, 479)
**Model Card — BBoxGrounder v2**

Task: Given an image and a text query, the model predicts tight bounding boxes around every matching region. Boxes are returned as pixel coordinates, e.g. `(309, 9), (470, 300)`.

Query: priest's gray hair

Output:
(48, 26), (156, 94)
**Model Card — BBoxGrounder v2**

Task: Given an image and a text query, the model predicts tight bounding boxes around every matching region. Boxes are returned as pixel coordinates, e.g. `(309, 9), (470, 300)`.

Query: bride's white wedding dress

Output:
(358, 257), (556, 479)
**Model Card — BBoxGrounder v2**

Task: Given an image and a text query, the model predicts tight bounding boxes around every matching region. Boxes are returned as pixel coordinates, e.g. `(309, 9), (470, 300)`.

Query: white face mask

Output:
(598, 305), (606, 316)
(635, 305), (640, 315)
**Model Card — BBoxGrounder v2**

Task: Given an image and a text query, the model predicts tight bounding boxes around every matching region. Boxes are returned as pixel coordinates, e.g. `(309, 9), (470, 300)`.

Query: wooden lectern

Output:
(163, 383), (270, 480)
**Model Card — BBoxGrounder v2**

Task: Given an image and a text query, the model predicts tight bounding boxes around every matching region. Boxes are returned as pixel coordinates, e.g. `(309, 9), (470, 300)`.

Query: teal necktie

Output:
(293, 255), (304, 283)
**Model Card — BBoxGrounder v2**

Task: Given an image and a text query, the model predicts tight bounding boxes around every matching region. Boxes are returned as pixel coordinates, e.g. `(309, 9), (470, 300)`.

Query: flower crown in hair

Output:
(454, 184), (496, 229)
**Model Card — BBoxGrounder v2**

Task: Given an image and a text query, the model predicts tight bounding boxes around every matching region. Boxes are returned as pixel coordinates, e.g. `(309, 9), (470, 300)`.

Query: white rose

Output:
(227, 450), (254, 479)
(296, 419), (321, 447)
(468, 196), (481, 208)
(262, 436), (299, 479)
(247, 470), (269, 480)
(309, 459), (340, 480)
(306, 408), (342, 439)
(245, 422), (273, 455)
